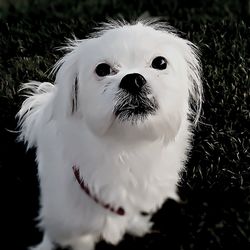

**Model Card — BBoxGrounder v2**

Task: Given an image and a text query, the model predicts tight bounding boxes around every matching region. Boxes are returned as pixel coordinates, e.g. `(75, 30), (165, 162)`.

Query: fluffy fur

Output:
(17, 19), (202, 250)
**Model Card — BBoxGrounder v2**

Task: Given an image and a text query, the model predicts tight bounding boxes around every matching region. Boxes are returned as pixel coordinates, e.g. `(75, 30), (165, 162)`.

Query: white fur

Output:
(17, 20), (202, 250)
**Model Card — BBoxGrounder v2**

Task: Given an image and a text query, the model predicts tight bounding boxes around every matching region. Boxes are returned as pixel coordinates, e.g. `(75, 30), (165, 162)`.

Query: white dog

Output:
(17, 19), (202, 250)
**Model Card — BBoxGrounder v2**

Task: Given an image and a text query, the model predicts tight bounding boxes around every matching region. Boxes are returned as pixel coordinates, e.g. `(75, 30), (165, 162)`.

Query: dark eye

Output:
(151, 56), (167, 70)
(95, 63), (112, 77)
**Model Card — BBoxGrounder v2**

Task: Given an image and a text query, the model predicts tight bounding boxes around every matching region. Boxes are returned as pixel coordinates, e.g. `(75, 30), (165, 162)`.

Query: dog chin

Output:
(114, 104), (157, 124)
(105, 96), (168, 142)
(113, 90), (159, 125)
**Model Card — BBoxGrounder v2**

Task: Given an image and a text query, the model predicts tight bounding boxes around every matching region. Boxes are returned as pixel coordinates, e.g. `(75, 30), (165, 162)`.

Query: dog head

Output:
(53, 20), (202, 141)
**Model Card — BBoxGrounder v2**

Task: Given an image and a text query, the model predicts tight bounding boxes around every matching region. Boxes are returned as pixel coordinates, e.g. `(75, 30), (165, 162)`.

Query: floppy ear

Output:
(159, 27), (203, 125)
(171, 36), (203, 124)
(182, 40), (203, 125)
(52, 40), (82, 118)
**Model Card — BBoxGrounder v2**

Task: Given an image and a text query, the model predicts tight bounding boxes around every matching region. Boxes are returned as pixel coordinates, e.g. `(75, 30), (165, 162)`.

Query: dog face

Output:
(53, 21), (202, 141)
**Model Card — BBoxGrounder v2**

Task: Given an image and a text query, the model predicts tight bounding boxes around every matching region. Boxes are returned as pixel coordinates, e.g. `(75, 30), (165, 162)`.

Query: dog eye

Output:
(95, 63), (112, 77)
(151, 56), (167, 70)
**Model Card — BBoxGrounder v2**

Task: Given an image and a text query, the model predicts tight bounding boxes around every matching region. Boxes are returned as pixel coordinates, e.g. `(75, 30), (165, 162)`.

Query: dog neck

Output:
(72, 165), (125, 216)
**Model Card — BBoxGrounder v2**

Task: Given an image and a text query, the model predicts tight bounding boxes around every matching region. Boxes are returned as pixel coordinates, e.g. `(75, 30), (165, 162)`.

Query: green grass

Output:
(0, 1), (249, 249)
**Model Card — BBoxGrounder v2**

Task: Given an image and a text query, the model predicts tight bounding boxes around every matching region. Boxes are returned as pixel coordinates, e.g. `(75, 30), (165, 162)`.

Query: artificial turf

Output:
(0, 0), (249, 250)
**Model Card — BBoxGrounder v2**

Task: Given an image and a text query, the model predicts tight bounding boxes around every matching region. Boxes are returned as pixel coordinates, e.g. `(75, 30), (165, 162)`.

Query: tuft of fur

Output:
(17, 81), (55, 149)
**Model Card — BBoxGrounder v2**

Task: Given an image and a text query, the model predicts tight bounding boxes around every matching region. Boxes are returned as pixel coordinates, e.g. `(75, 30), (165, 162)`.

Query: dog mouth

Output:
(113, 87), (159, 123)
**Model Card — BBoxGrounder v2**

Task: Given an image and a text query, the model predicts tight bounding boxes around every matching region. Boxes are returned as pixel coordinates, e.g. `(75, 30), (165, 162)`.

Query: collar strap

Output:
(72, 166), (125, 216)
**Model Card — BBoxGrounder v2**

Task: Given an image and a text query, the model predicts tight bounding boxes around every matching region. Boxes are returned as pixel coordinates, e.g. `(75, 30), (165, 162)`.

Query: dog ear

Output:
(52, 40), (82, 118)
(182, 40), (203, 125)
(171, 36), (203, 125)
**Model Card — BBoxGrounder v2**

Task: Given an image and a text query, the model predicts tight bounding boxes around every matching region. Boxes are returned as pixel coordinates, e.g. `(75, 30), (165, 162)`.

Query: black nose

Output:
(119, 73), (146, 95)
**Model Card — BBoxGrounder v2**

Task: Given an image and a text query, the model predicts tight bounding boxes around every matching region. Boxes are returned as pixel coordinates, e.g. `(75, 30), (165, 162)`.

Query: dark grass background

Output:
(0, 0), (249, 249)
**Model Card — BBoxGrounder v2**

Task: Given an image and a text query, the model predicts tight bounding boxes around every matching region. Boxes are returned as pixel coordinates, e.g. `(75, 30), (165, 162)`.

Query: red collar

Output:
(72, 166), (125, 216)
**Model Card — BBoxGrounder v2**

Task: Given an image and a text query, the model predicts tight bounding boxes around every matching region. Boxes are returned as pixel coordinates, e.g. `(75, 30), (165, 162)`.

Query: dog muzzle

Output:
(114, 73), (158, 123)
